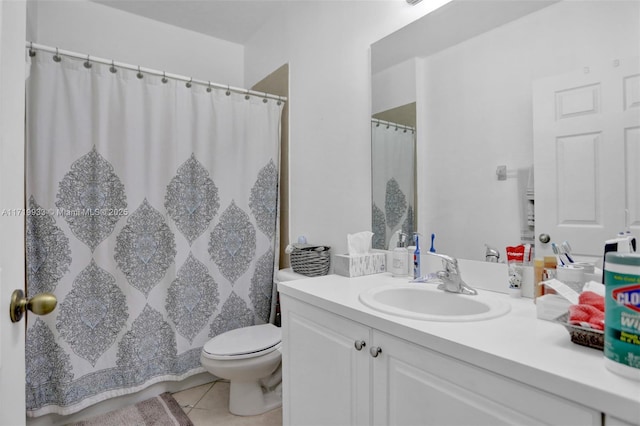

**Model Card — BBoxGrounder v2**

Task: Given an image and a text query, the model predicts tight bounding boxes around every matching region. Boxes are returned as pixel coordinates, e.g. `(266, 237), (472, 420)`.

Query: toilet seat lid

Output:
(203, 324), (281, 357)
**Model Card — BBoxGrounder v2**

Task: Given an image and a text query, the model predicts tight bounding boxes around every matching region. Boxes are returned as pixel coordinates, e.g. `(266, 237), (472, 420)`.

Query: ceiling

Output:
(92, 0), (288, 44)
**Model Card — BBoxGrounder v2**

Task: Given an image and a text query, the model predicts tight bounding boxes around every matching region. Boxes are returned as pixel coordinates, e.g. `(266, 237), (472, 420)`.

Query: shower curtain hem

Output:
(25, 367), (206, 418)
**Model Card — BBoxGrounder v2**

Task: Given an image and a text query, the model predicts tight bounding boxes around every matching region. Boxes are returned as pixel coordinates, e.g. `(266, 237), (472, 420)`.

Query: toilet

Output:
(200, 268), (306, 416)
(201, 323), (282, 416)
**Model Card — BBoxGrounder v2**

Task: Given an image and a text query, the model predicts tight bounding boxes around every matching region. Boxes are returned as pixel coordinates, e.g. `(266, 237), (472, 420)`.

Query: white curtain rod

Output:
(371, 118), (415, 133)
(26, 42), (287, 103)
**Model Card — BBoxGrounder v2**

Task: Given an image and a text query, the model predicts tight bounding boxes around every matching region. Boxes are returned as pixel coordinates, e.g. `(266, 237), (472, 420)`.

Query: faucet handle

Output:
(426, 251), (458, 272)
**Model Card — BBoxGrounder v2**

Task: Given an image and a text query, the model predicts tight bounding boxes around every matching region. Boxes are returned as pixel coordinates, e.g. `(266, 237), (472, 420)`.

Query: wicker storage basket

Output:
(290, 244), (331, 277)
(555, 312), (604, 350)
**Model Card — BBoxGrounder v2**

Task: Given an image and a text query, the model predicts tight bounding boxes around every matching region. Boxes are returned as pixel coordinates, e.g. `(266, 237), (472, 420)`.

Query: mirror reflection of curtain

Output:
(371, 121), (415, 250)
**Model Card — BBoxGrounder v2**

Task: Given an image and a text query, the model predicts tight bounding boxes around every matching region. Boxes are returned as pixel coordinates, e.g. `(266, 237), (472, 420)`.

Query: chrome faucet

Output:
(426, 252), (478, 295)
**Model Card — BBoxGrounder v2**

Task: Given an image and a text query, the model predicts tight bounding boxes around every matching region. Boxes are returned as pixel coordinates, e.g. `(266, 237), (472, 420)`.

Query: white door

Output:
(533, 58), (640, 259)
(0, 1), (27, 425)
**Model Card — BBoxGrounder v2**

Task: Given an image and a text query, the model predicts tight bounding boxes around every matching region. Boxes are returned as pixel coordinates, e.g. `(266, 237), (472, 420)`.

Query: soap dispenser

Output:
(391, 232), (408, 277)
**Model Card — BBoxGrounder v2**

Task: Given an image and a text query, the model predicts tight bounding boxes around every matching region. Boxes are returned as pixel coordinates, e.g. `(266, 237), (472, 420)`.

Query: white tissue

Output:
(347, 231), (374, 256)
(583, 280), (605, 296)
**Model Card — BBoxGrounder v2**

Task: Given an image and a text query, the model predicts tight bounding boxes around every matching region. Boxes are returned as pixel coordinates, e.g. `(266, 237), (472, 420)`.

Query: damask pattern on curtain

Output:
(371, 121), (415, 250)
(25, 53), (282, 416)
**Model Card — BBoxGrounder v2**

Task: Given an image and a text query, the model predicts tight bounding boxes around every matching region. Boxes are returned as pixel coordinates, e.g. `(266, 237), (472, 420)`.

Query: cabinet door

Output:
(372, 331), (600, 426)
(281, 295), (371, 426)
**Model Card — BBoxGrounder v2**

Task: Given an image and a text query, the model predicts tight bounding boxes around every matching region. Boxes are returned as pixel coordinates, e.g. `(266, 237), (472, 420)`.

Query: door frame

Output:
(0, 1), (27, 425)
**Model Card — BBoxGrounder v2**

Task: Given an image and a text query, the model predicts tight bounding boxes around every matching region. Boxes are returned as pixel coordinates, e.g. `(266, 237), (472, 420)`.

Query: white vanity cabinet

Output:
(281, 294), (601, 426)
(371, 330), (600, 426)
(281, 295), (372, 425)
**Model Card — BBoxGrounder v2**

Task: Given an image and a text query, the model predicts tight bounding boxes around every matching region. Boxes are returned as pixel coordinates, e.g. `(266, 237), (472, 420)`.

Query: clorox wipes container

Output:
(604, 252), (640, 380)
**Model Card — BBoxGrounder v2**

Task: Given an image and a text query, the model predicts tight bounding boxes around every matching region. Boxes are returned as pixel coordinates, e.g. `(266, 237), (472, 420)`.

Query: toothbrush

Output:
(561, 241), (575, 263)
(551, 242), (565, 266)
(429, 233), (436, 253)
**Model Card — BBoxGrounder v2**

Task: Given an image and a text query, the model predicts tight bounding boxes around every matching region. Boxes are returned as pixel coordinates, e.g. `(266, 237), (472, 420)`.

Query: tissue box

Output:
(334, 251), (386, 277)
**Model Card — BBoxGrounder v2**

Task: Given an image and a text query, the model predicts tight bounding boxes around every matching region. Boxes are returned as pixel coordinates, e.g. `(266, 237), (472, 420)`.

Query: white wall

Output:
(372, 58), (417, 115)
(28, 0), (245, 87)
(245, 0), (450, 256)
(418, 0), (640, 261)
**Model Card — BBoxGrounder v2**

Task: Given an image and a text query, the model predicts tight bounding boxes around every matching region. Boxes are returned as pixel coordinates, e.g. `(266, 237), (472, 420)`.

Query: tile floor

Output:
(172, 381), (283, 426)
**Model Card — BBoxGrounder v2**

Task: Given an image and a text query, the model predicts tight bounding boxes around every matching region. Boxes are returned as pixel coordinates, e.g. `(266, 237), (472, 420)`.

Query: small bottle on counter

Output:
(533, 258), (545, 303)
(391, 233), (408, 277)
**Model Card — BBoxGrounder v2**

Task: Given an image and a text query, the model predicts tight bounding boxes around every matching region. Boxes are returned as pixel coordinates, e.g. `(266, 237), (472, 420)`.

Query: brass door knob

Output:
(9, 289), (57, 323)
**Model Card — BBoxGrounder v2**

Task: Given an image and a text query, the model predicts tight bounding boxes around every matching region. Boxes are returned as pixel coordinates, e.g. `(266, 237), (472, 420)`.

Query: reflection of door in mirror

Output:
(371, 103), (416, 250)
(534, 58), (640, 260)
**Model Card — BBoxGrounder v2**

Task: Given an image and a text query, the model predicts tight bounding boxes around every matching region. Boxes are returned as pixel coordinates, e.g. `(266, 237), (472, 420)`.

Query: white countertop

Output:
(277, 272), (640, 425)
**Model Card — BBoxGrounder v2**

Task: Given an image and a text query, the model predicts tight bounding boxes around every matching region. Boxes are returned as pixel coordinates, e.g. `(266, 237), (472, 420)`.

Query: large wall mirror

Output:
(371, 103), (416, 250)
(372, 0), (640, 262)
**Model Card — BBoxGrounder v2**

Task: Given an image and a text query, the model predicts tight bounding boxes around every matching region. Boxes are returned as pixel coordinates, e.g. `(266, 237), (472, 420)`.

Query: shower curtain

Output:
(25, 52), (283, 416)
(371, 121), (415, 250)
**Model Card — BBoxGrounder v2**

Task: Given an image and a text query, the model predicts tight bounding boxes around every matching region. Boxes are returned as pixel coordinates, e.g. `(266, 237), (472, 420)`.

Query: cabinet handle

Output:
(370, 346), (382, 357)
(354, 340), (366, 351)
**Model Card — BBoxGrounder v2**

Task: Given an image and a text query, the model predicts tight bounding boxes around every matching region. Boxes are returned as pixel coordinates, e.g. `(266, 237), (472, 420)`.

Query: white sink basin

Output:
(359, 284), (511, 322)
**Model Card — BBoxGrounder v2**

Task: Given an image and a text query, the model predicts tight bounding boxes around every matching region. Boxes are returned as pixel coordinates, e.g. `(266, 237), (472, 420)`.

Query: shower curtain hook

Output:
(277, 96), (282, 106)
(161, 71), (168, 84)
(84, 54), (92, 69)
(206, 81), (212, 93)
(109, 60), (117, 73)
(226, 85), (231, 96)
(186, 78), (192, 88)
(263, 92), (268, 103)
(245, 90), (251, 100)
(53, 47), (61, 62)
(137, 66), (143, 79)
(28, 42), (36, 57)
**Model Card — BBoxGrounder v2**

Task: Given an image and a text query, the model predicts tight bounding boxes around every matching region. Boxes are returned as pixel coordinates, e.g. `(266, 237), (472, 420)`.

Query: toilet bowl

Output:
(200, 323), (282, 416)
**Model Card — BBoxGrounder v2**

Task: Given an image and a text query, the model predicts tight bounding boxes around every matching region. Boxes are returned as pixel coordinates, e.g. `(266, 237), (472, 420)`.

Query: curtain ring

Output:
(186, 78), (192, 88)
(109, 60), (117, 73)
(83, 54), (92, 69)
(137, 66), (143, 79)
(263, 92), (268, 103)
(28, 42), (36, 57)
(161, 71), (168, 84)
(277, 96), (282, 106)
(244, 90), (250, 100)
(206, 81), (212, 93)
(226, 85), (231, 96)
(53, 47), (61, 62)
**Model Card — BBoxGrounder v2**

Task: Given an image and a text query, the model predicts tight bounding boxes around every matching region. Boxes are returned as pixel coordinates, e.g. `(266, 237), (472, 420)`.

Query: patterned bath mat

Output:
(71, 392), (193, 426)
